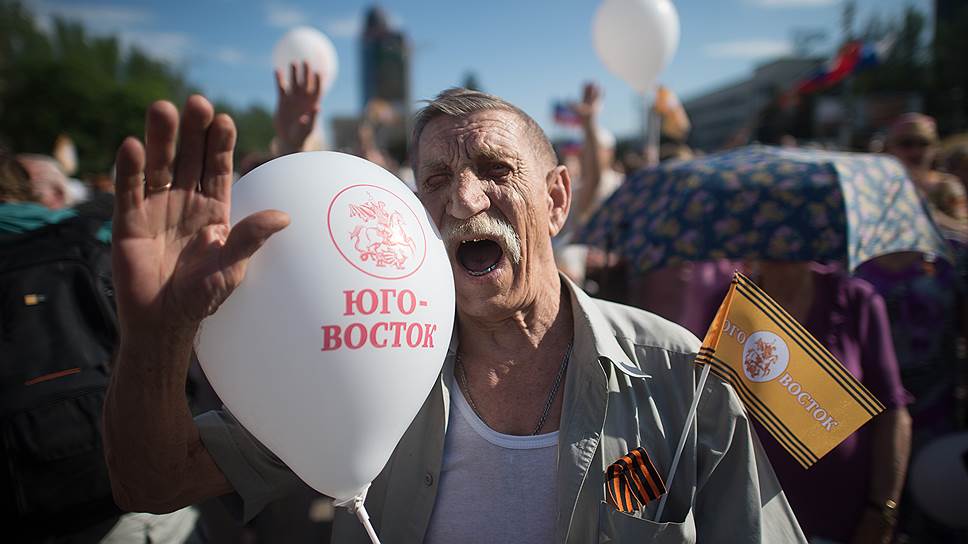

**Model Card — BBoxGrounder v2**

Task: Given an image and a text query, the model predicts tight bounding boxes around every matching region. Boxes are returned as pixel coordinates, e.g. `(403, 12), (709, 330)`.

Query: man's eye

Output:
(486, 163), (511, 178)
(422, 174), (448, 190)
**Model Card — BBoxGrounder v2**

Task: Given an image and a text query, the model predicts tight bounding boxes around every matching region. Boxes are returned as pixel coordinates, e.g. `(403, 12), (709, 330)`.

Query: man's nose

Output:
(447, 170), (489, 220)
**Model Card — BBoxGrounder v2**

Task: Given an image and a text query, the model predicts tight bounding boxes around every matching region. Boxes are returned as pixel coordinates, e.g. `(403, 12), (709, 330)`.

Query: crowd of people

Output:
(2, 56), (967, 544)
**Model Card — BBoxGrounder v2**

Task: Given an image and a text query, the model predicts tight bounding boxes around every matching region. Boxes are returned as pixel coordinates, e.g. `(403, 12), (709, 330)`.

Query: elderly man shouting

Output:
(103, 90), (805, 543)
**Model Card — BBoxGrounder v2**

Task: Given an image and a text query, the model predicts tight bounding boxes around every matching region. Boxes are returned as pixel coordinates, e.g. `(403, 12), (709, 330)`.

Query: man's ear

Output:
(546, 165), (571, 237)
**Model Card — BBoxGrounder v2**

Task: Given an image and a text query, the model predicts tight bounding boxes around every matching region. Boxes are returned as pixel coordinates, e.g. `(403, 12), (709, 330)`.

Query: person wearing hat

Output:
(886, 113), (968, 242)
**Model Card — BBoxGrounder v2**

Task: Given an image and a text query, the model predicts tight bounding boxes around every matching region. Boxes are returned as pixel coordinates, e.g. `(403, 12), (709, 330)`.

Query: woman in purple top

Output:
(751, 261), (913, 544)
(854, 250), (967, 542)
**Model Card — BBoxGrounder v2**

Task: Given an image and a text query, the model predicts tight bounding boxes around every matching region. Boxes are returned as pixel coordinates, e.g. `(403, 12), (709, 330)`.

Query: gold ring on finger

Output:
(146, 181), (173, 194)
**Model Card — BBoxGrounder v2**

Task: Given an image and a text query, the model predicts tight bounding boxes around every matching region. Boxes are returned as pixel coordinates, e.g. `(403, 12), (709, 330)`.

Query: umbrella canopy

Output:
(578, 145), (950, 273)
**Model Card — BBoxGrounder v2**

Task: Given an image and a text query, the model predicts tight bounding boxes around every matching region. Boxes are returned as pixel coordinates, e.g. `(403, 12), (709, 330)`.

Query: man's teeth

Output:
(467, 262), (499, 277)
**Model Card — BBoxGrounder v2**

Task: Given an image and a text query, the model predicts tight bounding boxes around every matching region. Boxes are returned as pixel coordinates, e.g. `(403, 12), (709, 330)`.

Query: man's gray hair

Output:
(410, 88), (557, 175)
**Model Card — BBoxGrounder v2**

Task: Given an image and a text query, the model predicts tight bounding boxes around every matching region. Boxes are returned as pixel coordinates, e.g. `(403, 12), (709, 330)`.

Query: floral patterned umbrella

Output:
(577, 145), (950, 273)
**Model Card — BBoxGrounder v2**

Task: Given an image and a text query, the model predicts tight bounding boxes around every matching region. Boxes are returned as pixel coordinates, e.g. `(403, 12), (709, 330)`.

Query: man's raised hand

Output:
(112, 95), (290, 341)
(274, 61), (323, 155)
(571, 82), (602, 126)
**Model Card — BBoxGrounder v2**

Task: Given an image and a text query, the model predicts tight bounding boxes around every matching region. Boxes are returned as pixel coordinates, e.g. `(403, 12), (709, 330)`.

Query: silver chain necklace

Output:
(455, 341), (574, 436)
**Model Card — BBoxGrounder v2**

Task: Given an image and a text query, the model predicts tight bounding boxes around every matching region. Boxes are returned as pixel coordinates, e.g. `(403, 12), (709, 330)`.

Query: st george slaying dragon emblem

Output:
(743, 337), (780, 381)
(348, 196), (417, 270)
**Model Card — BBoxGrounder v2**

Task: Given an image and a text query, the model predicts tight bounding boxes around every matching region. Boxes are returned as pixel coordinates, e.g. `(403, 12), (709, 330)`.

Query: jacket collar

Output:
(562, 275), (651, 379)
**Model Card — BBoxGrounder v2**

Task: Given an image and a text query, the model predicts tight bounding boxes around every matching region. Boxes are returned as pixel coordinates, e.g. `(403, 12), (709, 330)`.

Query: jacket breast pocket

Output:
(598, 501), (695, 543)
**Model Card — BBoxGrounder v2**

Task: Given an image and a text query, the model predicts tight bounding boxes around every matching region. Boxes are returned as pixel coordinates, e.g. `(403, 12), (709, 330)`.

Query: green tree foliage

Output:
(214, 101), (276, 165)
(0, 1), (190, 175)
(851, 4), (966, 133)
(0, 1), (274, 177)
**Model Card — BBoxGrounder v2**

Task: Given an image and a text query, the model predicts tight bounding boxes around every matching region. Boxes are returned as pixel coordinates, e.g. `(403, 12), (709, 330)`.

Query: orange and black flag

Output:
(605, 447), (667, 513)
(696, 272), (884, 468)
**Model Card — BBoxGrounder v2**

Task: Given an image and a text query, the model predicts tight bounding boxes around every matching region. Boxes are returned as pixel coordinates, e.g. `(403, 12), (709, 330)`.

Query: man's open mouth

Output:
(457, 239), (504, 276)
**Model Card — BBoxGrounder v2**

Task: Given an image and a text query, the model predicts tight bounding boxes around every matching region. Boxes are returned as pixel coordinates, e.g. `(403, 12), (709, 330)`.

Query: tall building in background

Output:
(361, 7), (410, 117)
(333, 7), (412, 164)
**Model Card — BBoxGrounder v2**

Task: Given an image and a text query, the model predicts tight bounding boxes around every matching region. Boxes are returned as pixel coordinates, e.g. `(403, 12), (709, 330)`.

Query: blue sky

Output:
(26, 0), (926, 139)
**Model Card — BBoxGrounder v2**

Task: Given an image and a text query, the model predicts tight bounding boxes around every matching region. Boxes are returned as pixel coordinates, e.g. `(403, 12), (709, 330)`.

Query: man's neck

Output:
(457, 273), (572, 364)
(453, 272), (576, 435)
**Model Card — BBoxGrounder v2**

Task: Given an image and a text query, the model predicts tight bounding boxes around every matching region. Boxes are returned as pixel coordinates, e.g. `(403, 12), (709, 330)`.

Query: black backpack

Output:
(0, 205), (121, 538)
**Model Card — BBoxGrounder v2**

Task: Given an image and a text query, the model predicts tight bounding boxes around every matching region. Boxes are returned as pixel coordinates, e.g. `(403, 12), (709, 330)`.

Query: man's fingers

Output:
(305, 108), (319, 131)
(144, 101), (179, 192)
(289, 63), (299, 93)
(173, 95), (215, 191)
(312, 72), (322, 99)
(300, 61), (310, 91)
(274, 69), (286, 97)
(222, 210), (291, 268)
(114, 137), (146, 215)
(200, 113), (237, 203)
(304, 65), (316, 96)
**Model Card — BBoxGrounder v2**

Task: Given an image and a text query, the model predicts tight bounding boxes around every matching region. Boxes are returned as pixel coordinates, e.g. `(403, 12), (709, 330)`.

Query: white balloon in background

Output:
(196, 152), (455, 503)
(592, 0), (680, 93)
(273, 26), (340, 92)
(910, 432), (968, 529)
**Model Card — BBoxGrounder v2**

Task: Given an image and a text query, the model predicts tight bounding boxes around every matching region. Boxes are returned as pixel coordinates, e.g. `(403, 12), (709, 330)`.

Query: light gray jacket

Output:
(196, 279), (806, 543)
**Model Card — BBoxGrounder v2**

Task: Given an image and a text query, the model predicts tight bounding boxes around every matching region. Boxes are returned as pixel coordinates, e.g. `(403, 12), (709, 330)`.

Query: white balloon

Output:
(592, 0), (680, 93)
(196, 152), (455, 502)
(910, 432), (968, 529)
(273, 27), (340, 92)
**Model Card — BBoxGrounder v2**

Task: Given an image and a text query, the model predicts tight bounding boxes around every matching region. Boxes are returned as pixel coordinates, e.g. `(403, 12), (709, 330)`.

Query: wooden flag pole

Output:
(654, 362), (712, 522)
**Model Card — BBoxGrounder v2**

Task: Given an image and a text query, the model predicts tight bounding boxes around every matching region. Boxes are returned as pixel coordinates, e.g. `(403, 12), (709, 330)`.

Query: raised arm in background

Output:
(572, 82), (602, 225)
(273, 61), (323, 156)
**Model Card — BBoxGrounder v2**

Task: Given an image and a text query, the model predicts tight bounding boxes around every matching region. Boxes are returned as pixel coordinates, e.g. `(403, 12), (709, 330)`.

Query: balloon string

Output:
(354, 502), (381, 544)
(655, 363), (711, 522)
(334, 485), (382, 544)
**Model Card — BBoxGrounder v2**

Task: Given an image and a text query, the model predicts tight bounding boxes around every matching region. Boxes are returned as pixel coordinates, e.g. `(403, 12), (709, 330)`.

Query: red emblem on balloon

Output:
(328, 184), (427, 280)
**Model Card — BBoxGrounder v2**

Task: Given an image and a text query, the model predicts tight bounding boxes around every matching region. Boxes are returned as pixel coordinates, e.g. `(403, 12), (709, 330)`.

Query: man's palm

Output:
(113, 96), (289, 335)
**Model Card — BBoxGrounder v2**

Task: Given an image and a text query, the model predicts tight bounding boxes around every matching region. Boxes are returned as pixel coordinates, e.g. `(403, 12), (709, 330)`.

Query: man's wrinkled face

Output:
(415, 109), (561, 319)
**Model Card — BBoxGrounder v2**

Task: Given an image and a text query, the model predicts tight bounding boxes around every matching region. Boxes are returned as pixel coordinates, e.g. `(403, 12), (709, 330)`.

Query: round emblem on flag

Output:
(327, 184), (428, 280)
(741, 331), (790, 382)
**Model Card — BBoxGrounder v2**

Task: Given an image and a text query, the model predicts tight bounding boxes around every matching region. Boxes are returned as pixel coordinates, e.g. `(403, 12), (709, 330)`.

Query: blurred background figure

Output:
(554, 82), (625, 295)
(855, 248), (967, 544)
(856, 119), (968, 542)
(752, 261), (911, 544)
(886, 113), (968, 242)
(17, 153), (71, 209)
(658, 141), (694, 162)
(0, 149), (34, 204)
(2, 148), (204, 543)
(943, 141), (968, 198)
(1, 148), (121, 542)
(629, 260), (735, 338)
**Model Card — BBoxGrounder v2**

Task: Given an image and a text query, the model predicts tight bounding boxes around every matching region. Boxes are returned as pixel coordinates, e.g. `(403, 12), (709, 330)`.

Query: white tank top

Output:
(423, 375), (559, 543)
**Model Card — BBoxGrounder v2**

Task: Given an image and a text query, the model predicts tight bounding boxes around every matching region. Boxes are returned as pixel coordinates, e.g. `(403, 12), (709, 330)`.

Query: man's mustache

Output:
(441, 213), (522, 265)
